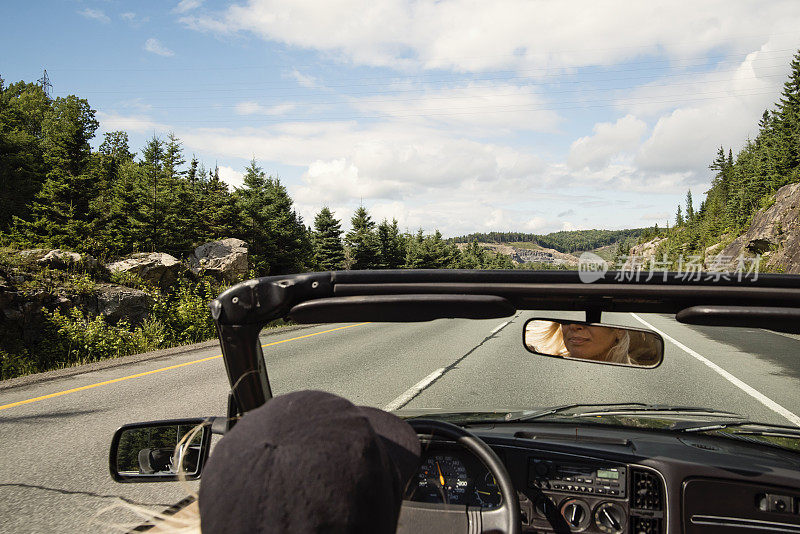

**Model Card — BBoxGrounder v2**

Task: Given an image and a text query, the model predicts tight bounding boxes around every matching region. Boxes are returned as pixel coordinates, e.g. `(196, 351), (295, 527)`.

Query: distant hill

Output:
(450, 228), (646, 254)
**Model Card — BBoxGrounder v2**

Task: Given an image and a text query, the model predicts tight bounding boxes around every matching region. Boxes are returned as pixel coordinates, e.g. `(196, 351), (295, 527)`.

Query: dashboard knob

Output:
(594, 502), (626, 534)
(560, 499), (590, 529)
(534, 497), (555, 517)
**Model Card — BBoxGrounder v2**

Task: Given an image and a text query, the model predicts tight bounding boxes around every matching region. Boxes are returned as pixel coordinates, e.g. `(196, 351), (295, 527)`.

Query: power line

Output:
(100, 89), (779, 127)
(104, 72), (790, 111)
(44, 31), (800, 72)
(59, 59), (793, 100)
(57, 50), (797, 96)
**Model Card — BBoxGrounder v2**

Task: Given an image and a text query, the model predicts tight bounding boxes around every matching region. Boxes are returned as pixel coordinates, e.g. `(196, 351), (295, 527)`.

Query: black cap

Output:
(198, 390), (421, 533)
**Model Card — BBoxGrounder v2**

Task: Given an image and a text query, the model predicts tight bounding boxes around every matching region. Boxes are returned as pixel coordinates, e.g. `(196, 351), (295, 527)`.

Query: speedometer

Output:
(412, 454), (470, 504)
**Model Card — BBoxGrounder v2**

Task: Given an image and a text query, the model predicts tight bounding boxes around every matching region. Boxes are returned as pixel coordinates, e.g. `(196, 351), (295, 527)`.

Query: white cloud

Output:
(181, 1), (800, 73)
(171, 115), (699, 235)
(121, 12), (149, 27)
(96, 112), (167, 133)
(235, 101), (296, 116)
(350, 82), (561, 134)
(174, 0), (203, 14)
(217, 166), (245, 189)
(78, 8), (110, 23)
(288, 70), (318, 88)
(568, 115), (647, 170)
(631, 36), (797, 175)
(118, 98), (153, 112)
(144, 38), (175, 57)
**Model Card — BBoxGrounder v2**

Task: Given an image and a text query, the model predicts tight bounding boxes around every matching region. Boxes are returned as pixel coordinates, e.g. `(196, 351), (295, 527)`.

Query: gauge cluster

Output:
(403, 442), (665, 533)
(404, 447), (502, 509)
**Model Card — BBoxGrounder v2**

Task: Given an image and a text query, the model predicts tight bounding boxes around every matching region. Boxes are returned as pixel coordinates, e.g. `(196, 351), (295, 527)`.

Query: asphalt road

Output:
(1, 312), (799, 533)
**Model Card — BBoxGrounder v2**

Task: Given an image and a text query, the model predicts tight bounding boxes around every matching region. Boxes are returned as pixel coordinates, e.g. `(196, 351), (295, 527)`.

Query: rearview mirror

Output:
(109, 419), (212, 482)
(523, 319), (664, 368)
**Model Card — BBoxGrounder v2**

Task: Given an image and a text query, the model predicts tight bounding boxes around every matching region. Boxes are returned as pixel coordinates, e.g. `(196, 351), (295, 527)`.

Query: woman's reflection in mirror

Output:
(526, 321), (632, 364)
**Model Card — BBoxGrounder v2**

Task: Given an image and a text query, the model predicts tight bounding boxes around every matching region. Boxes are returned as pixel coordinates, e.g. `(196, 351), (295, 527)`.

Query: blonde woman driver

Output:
(526, 320), (631, 364)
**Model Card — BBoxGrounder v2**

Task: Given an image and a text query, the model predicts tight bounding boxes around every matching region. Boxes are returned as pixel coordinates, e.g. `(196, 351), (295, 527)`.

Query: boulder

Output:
(37, 249), (99, 271)
(17, 249), (50, 262)
(188, 238), (248, 283)
(716, 182), (800, 274)
(94, 283), (153, 326)
(107, 252), (183, 288)
(622, 237), (666, 269)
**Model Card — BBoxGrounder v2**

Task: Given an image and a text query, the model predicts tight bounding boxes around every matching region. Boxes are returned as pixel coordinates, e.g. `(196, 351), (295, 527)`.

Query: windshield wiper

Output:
(673, 420), (800, 436)
(510, 403), (741, 422)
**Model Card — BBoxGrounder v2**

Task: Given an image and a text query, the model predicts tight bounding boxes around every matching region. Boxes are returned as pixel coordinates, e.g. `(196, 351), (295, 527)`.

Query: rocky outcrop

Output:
(1, 281), (152, 343)
(107, 252), (183, 288)
(17, 249), (50, 262)
(94, 284), (153, 325)
(188, 238), (248, 283)
(621, 237), (667, 269)
(37, 249), (99, 271)
(716, 183), (800, 274)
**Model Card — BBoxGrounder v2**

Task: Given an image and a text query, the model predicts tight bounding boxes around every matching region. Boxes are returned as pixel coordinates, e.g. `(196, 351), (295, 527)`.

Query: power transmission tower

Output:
(37, 69), (52, 98)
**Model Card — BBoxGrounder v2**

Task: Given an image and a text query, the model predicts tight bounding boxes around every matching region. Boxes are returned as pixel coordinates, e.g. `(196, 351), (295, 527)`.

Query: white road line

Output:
(630, 313), (800, 426)
(491, 320), (511, 335)
(384, 368), (445, 412)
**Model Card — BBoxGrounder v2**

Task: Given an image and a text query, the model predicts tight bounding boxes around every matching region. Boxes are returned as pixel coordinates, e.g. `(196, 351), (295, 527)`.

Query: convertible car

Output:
(109, 269), (800, 533)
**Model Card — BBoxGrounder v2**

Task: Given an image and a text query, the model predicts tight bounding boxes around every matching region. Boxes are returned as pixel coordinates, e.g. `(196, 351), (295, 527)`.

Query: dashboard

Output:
(402, 423), (800, 533)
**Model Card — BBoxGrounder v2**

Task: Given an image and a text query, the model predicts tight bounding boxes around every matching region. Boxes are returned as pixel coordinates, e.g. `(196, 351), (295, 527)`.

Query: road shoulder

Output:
(0, 323), (316, 392)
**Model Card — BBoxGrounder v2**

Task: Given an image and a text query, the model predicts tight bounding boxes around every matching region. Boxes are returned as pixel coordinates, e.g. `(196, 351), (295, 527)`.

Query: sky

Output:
(3, 1), (800, 236)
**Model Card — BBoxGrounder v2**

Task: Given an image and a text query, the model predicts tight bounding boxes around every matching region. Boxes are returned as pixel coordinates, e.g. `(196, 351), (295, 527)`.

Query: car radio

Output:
(528, 458), (627, 498)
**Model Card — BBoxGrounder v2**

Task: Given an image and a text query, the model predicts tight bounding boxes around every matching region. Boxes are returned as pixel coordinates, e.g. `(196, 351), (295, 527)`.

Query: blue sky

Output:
(3, 1), (800, 236)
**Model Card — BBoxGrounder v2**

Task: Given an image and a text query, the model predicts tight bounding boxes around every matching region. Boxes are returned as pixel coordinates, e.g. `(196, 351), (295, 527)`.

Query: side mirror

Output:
(109, 419), (212, 483)
(523, 318), (664, 368)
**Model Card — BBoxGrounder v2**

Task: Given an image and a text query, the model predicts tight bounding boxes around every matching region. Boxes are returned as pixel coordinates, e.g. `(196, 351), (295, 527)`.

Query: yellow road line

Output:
(0, 323), (370, 412)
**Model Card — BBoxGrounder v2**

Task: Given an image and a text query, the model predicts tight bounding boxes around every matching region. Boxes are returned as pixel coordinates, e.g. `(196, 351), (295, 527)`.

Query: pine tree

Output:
(675, 205), (684, 226)
(198, 169), (237, 244)
(404, 230), (458, 269)
(0, 80), (50, 230)
(139, 135), (165, 251)
(234, 160), (311, 274)
(685, 190), (694, 222)
(774, 50), (800, 182)
(15, 95), (100, 250)
(377, 218), (405, 268)
(162, 133), (185, 182)
(345, 206), (380, 269)
(187, 156), (199, 184)
(99, 131), (135, 163)
(312, 207), (345, 270)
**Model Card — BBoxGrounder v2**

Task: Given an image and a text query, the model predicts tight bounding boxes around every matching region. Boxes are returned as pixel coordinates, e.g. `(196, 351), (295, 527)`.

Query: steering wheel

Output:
(397, 419), (521, 534)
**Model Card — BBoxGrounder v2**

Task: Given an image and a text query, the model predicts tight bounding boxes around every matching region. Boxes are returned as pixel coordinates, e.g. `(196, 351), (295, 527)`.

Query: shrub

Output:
(0, 348), (36, 380)
(151, 278), (218, 345)
(109, 270), (154, 291)
(45, 308), (138, 367)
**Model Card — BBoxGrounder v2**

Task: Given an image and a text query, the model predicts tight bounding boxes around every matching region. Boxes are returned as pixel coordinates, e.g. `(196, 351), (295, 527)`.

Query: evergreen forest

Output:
(644, 51), (800, 262)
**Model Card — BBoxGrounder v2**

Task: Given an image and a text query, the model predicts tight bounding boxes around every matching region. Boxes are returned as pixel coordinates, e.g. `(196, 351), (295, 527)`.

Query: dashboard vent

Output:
(630, 516), (661, 534)
(632, 469), (663, 511)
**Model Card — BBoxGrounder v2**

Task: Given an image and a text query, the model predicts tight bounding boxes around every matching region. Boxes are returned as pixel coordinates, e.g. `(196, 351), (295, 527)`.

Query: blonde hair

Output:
(525, 320), (569, 357)
(525, 320), (631, 364)
(93, 423), (205, 533)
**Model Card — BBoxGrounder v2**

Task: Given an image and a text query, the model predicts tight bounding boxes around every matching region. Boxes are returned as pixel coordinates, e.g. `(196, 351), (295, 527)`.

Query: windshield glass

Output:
(259, 311), (800, 452)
